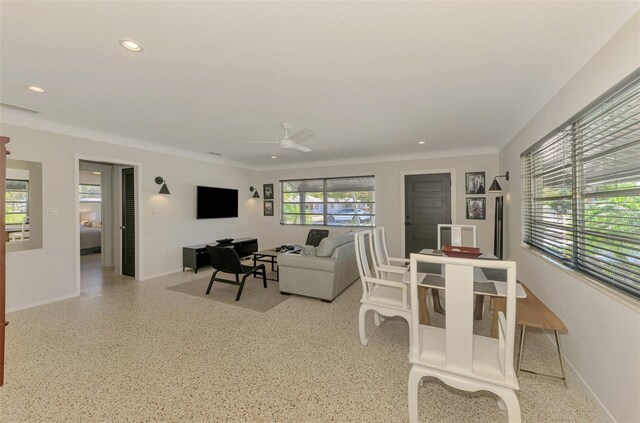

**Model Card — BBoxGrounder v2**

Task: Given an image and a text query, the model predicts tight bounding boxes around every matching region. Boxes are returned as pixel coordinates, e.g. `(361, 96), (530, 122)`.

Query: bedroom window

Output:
(79, 184), (101, 202)
(280, 176), (375, 226)
(522, 73), (640, 299)
(5, 179), (28, 225)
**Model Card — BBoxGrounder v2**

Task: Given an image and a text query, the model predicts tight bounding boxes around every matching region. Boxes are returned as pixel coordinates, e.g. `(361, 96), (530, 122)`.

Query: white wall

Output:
(256, 153), (499, 255)
(1, 123), (261, 312)
(499, 12), (640, 423)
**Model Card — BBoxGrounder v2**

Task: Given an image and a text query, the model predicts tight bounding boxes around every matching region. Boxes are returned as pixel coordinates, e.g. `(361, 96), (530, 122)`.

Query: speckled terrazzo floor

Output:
(1, 262), (604, 422)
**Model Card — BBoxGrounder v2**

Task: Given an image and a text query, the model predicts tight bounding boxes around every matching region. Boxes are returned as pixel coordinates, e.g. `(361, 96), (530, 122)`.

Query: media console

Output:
(182, 238), (258, 273)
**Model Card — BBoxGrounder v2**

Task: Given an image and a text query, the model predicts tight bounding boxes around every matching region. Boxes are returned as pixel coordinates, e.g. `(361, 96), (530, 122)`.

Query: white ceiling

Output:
(1, 1), (638, 169)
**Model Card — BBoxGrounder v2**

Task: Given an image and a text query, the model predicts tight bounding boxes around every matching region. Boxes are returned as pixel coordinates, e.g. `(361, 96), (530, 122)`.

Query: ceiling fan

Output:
(239, 123), (314, 153)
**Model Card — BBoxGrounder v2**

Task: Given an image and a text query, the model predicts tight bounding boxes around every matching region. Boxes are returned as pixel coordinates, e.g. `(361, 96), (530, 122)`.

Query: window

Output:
(79, 184), (101, 202)
(281, 176), (375, 226)
(6, 179), (28, 225)
(522, 74), (640, 299)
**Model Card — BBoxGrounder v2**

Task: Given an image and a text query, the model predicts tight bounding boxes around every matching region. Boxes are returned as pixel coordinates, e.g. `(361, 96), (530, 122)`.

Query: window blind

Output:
(522, 74), (640, 299)
(280, 176), (375, 226)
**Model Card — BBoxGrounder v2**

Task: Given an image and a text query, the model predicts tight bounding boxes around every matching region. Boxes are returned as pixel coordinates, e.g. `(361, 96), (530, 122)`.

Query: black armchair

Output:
(206, 246), (267, 301)
(305, 229), (329, 247)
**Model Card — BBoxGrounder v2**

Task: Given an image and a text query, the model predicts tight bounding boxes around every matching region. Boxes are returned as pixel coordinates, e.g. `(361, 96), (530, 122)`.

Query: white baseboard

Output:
(542, 332), (616, 423)
(7, 292), (79, 314)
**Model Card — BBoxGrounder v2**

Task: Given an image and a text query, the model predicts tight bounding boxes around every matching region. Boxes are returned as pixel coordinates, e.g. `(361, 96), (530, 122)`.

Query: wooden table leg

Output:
(491, 297), (506, 338)
(418, 286), (430, 325)
(473, 294), (485, 320)
(431, 289), (445, 314)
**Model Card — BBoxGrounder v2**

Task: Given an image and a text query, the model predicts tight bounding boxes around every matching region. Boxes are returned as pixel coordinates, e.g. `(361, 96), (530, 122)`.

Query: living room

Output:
(1, 2), (639, 422)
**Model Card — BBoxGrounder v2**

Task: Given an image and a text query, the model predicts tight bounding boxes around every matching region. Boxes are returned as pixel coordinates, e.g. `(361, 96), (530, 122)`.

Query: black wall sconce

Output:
(488, 171), (509, 193)
(155, 177), (170, 194)
(249, 186), (260, 198)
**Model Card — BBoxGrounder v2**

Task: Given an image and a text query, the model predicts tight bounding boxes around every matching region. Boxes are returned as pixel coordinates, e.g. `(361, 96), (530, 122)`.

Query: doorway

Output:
(77, 159), (138, 293)
(404, 173), (452, 257)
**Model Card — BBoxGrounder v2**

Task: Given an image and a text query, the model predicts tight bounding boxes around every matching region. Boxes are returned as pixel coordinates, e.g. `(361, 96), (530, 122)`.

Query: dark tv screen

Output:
(197, 186), (238, 219)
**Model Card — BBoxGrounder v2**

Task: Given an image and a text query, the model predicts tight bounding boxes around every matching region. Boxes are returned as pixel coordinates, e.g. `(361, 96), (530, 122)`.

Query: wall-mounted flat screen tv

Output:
(197, 186), (238, 219)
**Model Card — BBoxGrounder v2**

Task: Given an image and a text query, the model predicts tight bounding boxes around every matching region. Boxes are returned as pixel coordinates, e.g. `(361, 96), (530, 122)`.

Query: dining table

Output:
(402, 249), (527, 338)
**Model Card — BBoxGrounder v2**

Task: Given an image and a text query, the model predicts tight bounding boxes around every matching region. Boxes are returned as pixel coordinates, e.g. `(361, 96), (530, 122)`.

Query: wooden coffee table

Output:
(252, 246), (301, 281)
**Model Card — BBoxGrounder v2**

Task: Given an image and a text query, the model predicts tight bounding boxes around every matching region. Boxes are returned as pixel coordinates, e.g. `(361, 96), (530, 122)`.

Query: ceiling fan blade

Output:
(292, 143), (312, 153)
(238, 141), (279, 144)
(288, 127), (315, 142)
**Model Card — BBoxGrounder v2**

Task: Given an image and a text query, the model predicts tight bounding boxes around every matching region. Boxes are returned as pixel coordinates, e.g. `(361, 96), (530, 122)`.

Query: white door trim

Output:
(75, 154), (143, 297)
(400, 169), (456, 258)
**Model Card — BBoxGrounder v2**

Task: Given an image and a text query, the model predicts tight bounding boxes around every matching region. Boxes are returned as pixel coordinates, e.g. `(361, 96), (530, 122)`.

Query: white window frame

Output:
(280, 175), (375, 227)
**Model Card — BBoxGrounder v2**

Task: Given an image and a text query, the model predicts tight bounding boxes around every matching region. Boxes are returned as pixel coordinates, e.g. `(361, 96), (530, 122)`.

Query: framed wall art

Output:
(264, 200), (274, 216)
(465, 172), (486, 194)
(263, 183), (274, 200)
(466, 197), (486, 220)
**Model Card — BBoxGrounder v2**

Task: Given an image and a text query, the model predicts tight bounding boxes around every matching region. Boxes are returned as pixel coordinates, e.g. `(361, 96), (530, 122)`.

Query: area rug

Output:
(167, 272), (289, 313)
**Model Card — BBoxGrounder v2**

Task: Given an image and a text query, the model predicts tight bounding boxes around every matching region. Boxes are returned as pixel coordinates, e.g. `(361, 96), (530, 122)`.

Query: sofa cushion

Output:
(315, 234), (352, 257)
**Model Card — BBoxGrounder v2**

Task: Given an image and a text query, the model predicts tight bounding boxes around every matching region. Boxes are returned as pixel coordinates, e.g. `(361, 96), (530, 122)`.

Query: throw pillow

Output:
(300, 245), (316, 256)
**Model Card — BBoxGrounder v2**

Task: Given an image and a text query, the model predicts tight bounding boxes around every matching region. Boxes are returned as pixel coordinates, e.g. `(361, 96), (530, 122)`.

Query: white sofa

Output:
(278, 234), (358, 302)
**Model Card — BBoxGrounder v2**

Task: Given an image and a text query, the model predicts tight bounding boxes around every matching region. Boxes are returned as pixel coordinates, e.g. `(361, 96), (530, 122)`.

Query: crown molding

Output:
(1, 110), (498, 173)
(0, 109), (257, 170)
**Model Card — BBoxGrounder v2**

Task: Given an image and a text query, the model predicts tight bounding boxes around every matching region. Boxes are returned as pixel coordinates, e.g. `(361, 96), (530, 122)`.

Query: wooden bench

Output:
(493, 283), (568, 388)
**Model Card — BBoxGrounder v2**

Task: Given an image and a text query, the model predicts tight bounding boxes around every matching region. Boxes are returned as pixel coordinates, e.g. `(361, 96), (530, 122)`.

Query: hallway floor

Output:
(80, 253), (122, 293)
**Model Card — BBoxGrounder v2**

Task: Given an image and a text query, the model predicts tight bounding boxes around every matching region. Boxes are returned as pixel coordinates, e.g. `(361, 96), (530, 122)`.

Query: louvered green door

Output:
(121, 168), (135, 277)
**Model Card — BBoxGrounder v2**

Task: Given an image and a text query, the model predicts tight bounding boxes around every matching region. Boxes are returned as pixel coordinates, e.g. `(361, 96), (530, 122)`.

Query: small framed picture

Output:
(465, 172), (486, 194)
(263, 183), (274, 200)
(466, 197), (486, 220)
(264, 200), (274, 216)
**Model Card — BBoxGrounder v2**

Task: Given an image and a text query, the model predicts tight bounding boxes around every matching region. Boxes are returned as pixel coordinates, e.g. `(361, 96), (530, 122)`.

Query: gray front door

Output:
(404, 173), (451, 256)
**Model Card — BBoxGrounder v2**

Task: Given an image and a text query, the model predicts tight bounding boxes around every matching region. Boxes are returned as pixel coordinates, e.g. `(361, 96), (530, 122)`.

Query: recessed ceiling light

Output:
(26, 85), (46, 93)
(271, 156), (277, 159)
(418, 140), (425, 145)
(119, 39), (143, 52)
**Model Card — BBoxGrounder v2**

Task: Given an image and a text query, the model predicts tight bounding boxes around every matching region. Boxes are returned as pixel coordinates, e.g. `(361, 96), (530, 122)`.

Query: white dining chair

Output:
(355, 230), (412, 346)
(433, 224), (477, 314)
(371, 227), (408, 279)
(437, 224), (477, 248)
(407, 253), (521, 423)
